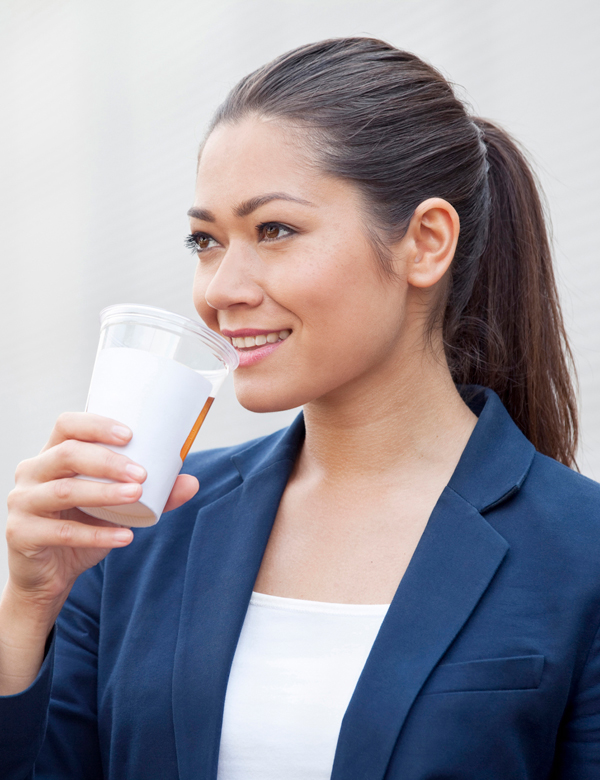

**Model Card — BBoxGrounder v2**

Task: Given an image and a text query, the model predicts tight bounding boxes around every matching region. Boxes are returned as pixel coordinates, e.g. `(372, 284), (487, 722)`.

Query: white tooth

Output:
(279, 330), (291, 340)
(266, 332), (279, 343)
(233, 337), (245, 348)
(244, 336), (256, 347)
(255, 334), (267, 346)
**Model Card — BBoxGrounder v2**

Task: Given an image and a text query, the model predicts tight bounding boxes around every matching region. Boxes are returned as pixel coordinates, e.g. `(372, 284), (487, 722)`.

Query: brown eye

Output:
(185, 233), (218, 253)
(259, 223), (293, 242)
(264, 224), (281, 240)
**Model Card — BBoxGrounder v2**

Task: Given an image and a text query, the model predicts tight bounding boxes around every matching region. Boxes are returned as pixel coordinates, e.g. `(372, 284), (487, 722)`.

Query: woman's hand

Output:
(0, 412), (199, 694)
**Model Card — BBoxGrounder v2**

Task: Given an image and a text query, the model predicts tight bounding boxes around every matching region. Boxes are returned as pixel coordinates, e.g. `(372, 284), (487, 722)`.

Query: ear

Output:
(402, 198), (460, 289)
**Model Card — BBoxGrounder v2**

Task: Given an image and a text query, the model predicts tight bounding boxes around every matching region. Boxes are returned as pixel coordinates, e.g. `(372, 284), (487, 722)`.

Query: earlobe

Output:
(405, 198), (460, 289)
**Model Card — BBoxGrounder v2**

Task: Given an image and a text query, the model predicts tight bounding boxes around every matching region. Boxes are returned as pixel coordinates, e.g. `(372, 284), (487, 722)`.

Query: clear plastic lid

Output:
(99, 304), (239, 371)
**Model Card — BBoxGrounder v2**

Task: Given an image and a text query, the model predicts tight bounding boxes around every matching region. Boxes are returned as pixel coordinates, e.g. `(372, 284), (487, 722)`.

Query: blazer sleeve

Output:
(0, 632), (55, 780)
(552, 617), (600, 779)
(0, 562), (104, 780)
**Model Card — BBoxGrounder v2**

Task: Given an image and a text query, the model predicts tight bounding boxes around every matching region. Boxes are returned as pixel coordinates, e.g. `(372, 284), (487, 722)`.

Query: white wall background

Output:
(1, 0), (599, 586)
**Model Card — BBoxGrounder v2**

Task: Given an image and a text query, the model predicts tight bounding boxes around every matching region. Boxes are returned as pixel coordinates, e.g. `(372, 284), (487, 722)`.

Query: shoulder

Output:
(178, 439), (251, 504)
(179, 422), (297, 507)
(523, 451), (600, 521)
(491, 450), (600, 567)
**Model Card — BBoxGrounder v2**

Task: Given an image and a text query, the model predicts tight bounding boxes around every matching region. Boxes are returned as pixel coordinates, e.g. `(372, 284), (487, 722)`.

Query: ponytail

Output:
(445, 119), (578, 468)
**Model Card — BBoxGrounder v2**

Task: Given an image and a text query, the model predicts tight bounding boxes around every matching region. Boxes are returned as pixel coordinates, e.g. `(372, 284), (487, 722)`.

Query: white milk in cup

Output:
(77, 304), (238, 527)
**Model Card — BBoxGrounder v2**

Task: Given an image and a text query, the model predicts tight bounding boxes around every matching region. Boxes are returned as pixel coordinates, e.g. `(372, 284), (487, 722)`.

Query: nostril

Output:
(203, 267), (264, 311)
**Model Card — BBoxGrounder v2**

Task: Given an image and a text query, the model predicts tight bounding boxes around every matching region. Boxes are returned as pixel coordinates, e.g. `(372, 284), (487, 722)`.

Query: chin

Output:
(233, 374), (309, 414)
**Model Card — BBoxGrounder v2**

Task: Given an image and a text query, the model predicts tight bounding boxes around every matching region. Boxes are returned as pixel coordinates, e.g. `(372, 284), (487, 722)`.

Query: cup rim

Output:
(99, 304), (239, 370)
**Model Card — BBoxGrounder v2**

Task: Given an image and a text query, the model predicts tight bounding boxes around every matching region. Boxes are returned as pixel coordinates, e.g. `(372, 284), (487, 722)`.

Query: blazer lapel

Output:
(331, 388), (535, 780)
(331, 488), (508, 780)
(171, 453), (296, 780)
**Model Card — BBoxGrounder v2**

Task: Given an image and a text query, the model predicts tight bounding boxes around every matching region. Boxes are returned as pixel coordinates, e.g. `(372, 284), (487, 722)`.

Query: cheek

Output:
(287, 253), (394, 339)
(278, 271), (404, 382)
(294, 254), (408, 375)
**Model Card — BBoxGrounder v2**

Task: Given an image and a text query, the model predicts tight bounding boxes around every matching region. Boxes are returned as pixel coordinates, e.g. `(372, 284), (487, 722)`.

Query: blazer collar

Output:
(231, 385), (536, 514)
(448, 385), (535, 512)
(230, 412), (306, 479)
(172, 386), (535, 780)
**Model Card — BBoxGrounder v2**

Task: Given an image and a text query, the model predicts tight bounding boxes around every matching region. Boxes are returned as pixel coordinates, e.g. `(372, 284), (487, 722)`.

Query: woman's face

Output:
(190, 117), (412, 413)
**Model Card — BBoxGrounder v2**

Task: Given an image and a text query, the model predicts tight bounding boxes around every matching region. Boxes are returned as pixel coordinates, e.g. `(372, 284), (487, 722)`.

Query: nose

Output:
(203, 244), (264, 311)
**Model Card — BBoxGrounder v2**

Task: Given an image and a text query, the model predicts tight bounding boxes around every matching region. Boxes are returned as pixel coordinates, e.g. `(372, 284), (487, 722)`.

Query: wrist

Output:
(0, 584), (63, 696)
(1, 579), (67, 637)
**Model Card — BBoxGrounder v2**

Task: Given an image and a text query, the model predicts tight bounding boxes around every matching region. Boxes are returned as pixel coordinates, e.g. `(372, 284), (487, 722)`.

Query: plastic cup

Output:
(77, 304), (238, 527)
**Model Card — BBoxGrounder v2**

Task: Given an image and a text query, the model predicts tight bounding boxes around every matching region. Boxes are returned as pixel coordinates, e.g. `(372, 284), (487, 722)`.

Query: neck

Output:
(299, 340), (477, 487)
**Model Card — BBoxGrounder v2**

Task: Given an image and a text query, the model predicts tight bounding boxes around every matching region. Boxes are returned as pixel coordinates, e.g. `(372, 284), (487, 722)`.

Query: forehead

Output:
(195, 118), (322, 204)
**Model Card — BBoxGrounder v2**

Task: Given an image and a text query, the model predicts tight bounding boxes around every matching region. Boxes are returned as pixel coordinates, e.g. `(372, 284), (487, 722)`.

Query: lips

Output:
(220, 328), (291, 367)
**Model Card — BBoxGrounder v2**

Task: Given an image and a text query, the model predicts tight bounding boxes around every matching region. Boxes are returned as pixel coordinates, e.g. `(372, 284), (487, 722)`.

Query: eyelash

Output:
(185, 222), (295, 254)
(184, 233), (213, 253)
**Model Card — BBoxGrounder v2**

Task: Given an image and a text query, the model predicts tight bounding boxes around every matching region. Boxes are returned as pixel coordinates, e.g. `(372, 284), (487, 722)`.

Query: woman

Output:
(1, 37), (598, 779)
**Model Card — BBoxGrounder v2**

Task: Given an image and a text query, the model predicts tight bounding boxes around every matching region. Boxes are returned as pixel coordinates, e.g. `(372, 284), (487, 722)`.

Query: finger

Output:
(8, 514), (133, 551)
(42, 412), (133, 452)
(23, 477), (143, 515)
(25, 440), (147, 485)
(60, 506), (131, 528)
(163, 474), (199, 513)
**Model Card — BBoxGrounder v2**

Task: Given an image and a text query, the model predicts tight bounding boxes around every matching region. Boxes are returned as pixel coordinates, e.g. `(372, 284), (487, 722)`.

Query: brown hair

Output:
(209, 37), (578, 467)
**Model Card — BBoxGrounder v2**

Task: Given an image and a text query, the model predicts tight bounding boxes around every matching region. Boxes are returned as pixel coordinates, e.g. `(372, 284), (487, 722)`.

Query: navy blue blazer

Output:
(3, 387), (600, 779)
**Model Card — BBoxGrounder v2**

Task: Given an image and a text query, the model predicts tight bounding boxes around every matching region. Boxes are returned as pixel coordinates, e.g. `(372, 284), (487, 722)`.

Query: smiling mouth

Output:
(227, 330), (291, 350)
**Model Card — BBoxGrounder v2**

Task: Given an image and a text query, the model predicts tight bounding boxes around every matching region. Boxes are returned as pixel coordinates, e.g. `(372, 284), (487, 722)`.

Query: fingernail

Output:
(112, 425), (132, 441)
(113, 529), (133, 542)
(125, 463), (146, 480)
(118, 483), (140, 497)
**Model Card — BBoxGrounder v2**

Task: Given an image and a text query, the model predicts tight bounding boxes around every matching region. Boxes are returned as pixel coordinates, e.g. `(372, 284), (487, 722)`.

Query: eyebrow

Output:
(187, 192), (315, 223)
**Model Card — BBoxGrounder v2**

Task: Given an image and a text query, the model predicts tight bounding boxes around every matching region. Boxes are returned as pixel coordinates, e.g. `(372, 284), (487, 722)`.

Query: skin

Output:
(0, 115), (477, 695)
(191, 118), (477, 603)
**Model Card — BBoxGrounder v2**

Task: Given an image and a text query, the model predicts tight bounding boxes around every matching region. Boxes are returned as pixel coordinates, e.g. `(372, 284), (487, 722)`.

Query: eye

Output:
(185, 232), (218, 254)
(258, 222), (294, 242)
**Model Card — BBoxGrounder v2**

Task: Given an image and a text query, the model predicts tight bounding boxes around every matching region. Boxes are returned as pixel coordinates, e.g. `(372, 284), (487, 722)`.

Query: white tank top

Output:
(216, 591), (389, 780)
